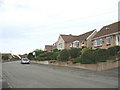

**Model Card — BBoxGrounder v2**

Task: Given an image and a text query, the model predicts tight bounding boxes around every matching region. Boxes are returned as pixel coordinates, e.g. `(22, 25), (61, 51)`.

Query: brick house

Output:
(56, 30), (97, 50)
(92, 21), (120, 49)
(44, 45), (53, 52)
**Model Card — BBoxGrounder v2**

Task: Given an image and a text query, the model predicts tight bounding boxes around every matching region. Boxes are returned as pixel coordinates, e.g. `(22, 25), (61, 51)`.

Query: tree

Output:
(2, 55), (9, 60)
(27, 53), (34, 60)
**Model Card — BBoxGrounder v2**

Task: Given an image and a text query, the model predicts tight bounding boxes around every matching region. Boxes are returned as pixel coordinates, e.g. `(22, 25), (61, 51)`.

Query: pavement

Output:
(2, 61), (119, 88)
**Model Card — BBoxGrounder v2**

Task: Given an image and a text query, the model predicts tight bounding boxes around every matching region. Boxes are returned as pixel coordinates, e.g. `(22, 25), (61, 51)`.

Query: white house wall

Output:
(56, 36), (65, 50)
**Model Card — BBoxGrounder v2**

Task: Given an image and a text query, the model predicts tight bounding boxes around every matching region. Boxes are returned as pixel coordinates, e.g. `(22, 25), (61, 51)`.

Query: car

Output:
(21, 58), (30, 64)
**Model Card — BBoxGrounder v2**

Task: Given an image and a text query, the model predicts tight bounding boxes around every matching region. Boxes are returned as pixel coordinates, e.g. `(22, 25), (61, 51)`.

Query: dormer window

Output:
(106, 27), (109, 30)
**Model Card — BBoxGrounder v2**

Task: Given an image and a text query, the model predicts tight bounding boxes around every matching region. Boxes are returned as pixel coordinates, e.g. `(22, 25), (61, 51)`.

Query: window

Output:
(116, 35), (120, 45)
(72, 41), (79, 48)
(94, 38), (102, 46)
(106, 36), (111, 44)
(70, 42), (73, 47)
(59, 43), (62, 48)
(106, 27), (110, 30)
(118, 35), (120, 42)
(94, 40), (97, 46)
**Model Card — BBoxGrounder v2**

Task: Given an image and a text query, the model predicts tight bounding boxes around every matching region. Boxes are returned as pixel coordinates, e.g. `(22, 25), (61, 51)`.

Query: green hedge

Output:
(108, 46), (120, 56)
(58, 49), (69, 61)
(80, 50), (96, 64)
(80, 46), (120, 64)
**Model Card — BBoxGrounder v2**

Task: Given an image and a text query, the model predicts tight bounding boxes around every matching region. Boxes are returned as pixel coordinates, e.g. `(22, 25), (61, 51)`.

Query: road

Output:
(2, 61), (118, 88)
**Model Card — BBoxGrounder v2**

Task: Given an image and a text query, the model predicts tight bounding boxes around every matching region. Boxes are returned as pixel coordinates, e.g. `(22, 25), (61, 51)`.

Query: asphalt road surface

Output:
(2, 61), (118, 88)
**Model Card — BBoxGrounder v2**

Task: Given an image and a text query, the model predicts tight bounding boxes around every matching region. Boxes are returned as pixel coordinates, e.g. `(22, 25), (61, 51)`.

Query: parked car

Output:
(21, 58), (30, 64)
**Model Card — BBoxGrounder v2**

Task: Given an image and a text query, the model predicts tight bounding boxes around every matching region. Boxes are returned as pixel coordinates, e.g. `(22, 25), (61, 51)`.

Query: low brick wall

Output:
(32, 59), (119, 71)
(96, 60), (119, 71)
(50, 59), (119, 71)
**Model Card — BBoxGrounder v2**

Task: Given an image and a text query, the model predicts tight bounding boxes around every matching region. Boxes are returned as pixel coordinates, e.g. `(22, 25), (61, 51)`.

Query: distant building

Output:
(19, 54), (28, 59)
(1, 53), (12, 61)
(44, 45), (53, 52)
(92, 21), (120, 49)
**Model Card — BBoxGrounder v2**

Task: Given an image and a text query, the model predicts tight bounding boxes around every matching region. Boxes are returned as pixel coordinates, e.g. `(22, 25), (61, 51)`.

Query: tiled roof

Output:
(60, 34), (79, 42)
(78, 30), (95, 41)
(45, 45), (53, 51)
(93, 21), (120, 38)
(60, 30), (95, 42)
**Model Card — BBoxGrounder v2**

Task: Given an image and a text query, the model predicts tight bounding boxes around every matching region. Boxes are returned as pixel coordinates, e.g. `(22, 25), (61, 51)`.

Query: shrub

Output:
(107, 46), (120, 56)
(52, 52), (60, 60)
(81, 48), (91, 54)
(80, 50), (96, 64)
(2, 55), (9, 60)
(27, 53), (34, 60)
(53, 49), (59, 52)
(49, 60), (56, 63)
(58, 49), (69, 61)
(33, 49), (46, 57)
(69, 48), (80, 58)
(116, 51), (120, 58)
(73, 57), (80, 64)
(94, 49), (109, 62)
(80, 49), (110, 64)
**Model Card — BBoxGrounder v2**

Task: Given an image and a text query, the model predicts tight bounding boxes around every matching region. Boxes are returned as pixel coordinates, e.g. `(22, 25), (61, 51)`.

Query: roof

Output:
(1, 53), (12, 55)
(45, 45), (53, 51)
(60, 34), (79, 42)
(78, 30), (95, 41)
(60, 30), (95, 42)
(93, 21), (120, 38)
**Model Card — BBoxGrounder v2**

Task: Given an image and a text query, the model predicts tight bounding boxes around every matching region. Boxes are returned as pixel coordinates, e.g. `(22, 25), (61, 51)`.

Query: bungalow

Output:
(44, 45), (53, 52)
(56, 30), (97, 50)
(92, 21), (120, 49)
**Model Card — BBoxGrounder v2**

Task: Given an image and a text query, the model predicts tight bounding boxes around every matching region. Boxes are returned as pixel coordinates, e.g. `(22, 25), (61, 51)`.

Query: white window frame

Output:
(106, 36), (111, 44)
(70, 42), (73, 47)
(73, 41), (79, 48)
(94, 38), (102, 46)
(59, 43), (62, 49)
(116, 35), (120, 45)
(94, 40), (97, 46)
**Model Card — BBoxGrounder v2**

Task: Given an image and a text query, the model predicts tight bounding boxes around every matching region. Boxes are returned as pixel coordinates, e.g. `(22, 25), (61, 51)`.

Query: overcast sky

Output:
(0, 0), (119, 55)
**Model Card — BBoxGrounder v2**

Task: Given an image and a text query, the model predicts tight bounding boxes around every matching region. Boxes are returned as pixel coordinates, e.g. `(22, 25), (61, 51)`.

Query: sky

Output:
(0, 0), (119, 55)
